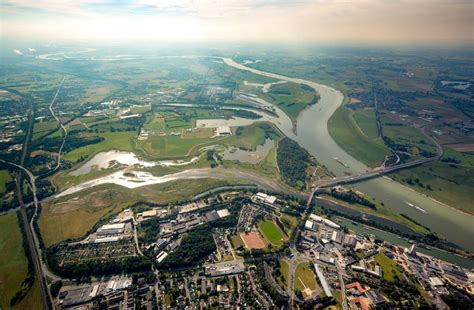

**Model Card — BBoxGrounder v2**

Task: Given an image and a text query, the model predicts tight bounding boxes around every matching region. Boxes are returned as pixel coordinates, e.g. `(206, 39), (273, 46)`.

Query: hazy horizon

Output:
(1, 0), (473, 46)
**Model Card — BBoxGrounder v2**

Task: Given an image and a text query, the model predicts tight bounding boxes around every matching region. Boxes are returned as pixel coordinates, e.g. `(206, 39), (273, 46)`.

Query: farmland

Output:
(0, 213), (37, 309)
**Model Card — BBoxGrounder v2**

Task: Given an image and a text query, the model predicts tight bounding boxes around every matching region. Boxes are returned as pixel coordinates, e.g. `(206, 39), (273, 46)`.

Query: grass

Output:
(319, 193), (430, 234)
(0, 213), (32, 309)
(280, 214), (299, 235)
(39, 187), (138, 247)
(0, 170), (12, 193)
(381, 116), (437, 156)
(374, 253), (402, 282)
(352, 108), (379, 140)
(258, 220), (286, 247)
(231, 234), (244, 249)
(261, 82), (318, 125)
(12, 281), (42, 310)
(390, 147), (474, 215)
(41, 178), (248, 246)
(140, 135), (216, 158)
(328, 106), (389, 167)
(138, 121), (277, 159)
(294, 262), (318, 298)
(276, 259), (290, 290)
(63, 131), (136, 162)
(331, 290), (343, 310)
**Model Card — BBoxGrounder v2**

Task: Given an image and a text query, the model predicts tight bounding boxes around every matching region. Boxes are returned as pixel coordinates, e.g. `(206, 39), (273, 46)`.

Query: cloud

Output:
(1, 0), (472, 45)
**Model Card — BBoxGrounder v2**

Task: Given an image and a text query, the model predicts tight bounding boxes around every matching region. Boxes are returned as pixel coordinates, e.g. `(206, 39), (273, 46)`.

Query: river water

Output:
(57, 55), (474, 253)
(222, 58), (474, 252)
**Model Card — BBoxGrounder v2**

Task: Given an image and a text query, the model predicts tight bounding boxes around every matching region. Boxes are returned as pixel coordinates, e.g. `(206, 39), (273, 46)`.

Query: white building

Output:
(216, 126), (231, 136)
(323, 219), (340, 229)
(310, 214), (323, 222)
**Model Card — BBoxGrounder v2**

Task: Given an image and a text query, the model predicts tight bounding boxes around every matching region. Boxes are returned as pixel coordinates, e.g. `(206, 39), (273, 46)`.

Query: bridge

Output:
(306, 154), (441, 207)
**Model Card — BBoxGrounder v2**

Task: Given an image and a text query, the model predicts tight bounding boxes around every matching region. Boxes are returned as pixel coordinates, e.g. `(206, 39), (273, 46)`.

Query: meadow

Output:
(328, 106), (388, 167)
(63, 131), (136, 162)
(294, 262), (318, 298)
(0, 169), (12, 193)
(261, 82), (318, 124)
(0, 213), (40, 309)
(390, 147), (474, 215)
(374, 253), (402, 282)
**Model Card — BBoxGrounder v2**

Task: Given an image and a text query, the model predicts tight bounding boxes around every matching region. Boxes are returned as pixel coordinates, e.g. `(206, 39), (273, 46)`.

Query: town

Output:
(51, 190), (473, 309)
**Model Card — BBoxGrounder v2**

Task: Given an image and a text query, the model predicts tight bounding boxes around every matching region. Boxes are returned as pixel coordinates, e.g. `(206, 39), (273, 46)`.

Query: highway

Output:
(0, 105), (52, 309)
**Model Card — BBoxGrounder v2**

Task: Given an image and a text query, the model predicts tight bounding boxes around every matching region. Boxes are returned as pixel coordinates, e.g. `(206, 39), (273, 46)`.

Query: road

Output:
(0, 80), (70, 309)
(306, 151), (442, 208)
(0, 106), (52, 309)
(47, 77), (67, 171)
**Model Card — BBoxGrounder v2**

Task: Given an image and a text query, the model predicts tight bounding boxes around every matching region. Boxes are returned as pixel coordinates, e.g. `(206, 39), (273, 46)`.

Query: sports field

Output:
(258, 220), (286, 246)
(240, 231), (265, 249)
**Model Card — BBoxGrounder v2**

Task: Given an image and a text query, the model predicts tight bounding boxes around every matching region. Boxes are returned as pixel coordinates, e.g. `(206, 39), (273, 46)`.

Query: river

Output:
(222, 58), (474, 253)
(55, 55), (474, 253)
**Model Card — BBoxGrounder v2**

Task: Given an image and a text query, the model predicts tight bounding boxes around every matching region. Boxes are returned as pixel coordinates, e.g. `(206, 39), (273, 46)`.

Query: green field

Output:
(381, 116), (437, 157)
(140, 135), (216, 158)
(280, 214), (298, 235)
(39, 187), (138, 247)
(390, 147), (474, 215)
(352, 108), (379, 140)
(275, 259), (290, 290)
(63, 131), (136, 162)
(261, 82), (318, 125)
(328, 106), (389, 167)
(0, 213), (38, 309)
(374, 253), (402, 282)
(40, 178), (246, 246)
(32, 120), (59, 140)
(294, 262), (318, 298)
(258, 220), (286, 247)
(0, 170), (12, 193)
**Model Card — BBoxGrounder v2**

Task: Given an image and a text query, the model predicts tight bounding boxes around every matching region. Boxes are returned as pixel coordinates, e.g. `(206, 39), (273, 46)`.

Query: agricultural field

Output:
(294, 262), (319, 299)
(32, 119), (59, 141)
(258, 220), (287, 247)
(328, 106), (388, 167)
(0, 213), (35, 309)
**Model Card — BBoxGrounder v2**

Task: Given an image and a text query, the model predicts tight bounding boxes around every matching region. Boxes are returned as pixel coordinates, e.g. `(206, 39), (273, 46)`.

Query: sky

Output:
(1, 0), (473, 45)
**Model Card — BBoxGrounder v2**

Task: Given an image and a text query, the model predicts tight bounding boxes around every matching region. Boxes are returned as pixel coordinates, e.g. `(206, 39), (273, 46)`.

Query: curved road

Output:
(48, 77), (67, 170)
